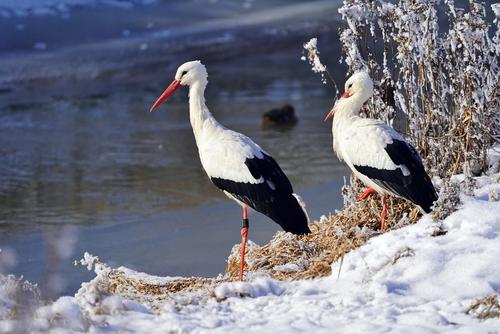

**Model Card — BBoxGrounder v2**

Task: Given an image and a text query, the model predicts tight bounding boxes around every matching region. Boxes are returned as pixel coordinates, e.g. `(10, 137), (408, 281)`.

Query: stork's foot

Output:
(358, 187), (376, 201)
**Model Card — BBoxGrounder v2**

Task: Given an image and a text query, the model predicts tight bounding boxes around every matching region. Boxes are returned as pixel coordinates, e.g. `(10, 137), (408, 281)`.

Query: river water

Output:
(0, 0), (350, 297)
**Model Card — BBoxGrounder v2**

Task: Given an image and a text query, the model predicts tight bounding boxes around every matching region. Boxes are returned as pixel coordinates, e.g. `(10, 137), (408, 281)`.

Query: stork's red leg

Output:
(358, 187), (376, 201)
(238, 207), (249, 281)
(380, 195), (387, 232)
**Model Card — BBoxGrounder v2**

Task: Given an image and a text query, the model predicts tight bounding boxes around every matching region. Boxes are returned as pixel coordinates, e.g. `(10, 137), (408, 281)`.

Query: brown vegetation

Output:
(101, 193), (421, 302)
(466, 294), (500, 320)
(226, 194), (419, 280)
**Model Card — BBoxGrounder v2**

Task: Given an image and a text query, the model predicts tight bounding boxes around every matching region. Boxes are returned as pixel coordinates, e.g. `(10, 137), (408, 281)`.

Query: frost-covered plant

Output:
(431, 179), (461, 221)
(0, 274), (41, 332)
(302, 38), (340, 93)
(341, 175), (357, 208)
(302, 38), (327, 77)
(336, 0), (499, 178)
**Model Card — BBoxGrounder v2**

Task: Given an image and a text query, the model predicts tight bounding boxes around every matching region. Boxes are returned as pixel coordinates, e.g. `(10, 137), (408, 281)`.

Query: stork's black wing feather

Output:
(244, 153), (293, 193)
(210, 153), (310, 234)
(354, 140), (437, 212)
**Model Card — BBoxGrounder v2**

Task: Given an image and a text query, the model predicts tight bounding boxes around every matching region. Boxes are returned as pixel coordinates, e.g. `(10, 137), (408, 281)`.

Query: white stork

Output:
(150, 60), (310, 280)
(324, 71), (437, 231)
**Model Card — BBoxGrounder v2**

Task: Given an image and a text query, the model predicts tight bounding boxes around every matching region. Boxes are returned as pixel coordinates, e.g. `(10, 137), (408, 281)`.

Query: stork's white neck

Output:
(332, 95), (364, 127)
(335, 93), (367, 118)
(188, 80), (219, 143)
(331, 95), (366, 160)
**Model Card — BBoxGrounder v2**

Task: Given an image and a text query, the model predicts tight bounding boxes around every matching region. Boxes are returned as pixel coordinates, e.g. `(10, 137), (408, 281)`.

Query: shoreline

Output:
(0, 177), (348, 298)
(2, 170), (499, 333)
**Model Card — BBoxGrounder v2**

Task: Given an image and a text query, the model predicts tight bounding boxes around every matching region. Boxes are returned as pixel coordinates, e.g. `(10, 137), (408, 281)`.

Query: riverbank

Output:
(1, 168), (499, 332)
(0, 178), (348, 298)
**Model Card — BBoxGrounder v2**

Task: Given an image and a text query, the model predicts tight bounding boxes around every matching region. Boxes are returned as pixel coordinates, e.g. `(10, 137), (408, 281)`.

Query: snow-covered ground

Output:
(1, 166), (499, 333)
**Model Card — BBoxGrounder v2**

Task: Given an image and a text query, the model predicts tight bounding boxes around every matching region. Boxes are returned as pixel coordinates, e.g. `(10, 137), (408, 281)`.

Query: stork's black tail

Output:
(265, 192), (311, 235)
(210, 176), (311, 235)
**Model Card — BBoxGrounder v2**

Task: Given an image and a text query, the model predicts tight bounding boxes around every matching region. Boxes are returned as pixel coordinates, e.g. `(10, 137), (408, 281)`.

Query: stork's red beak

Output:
(323, 107), (335, 122)
(149, 80), (181, 112)
(323, 91), (351, 122)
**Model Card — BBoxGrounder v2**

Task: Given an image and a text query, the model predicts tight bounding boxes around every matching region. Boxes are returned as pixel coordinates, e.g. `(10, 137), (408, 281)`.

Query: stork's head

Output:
(323, 71), (374, 121)
(174, 60), (208, 86)
(150, 60), (207, 112)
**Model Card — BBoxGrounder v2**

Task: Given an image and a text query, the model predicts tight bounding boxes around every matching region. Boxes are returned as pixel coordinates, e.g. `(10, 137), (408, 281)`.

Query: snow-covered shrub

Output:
(431, 179), (461, 221)
(337, 0), (499, 178)
(0, 274), (41, 333)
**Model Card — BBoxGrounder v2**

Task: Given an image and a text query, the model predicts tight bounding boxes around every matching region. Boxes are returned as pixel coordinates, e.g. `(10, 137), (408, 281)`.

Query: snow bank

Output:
(1, 172), (499, 332)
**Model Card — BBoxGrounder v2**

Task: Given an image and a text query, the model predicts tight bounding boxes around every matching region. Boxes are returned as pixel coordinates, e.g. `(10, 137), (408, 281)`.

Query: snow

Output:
(0, 171), (498, 332)
(303, 37), (318, 51)
(492, 3), (500, 18)
(302, 37), (327, 73)
(302, 37), (328, 84)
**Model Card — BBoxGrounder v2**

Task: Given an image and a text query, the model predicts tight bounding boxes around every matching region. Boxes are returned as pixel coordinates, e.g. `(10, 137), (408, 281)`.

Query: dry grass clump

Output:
(466, 294), (500, 320)
(96, 270), (234, 312)
(94, 194), (421, 303)
(107, 273), (225, 296)
(226, 195), (420, 280)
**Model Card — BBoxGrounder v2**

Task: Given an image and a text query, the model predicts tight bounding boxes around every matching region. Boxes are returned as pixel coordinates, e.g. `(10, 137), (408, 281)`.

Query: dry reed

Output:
(466, 294), (500, 320)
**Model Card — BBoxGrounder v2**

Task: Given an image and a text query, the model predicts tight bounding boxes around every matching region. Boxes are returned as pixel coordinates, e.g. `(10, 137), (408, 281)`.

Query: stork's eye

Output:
(348, 83), (353, 89)
(181, 71), (188, 76)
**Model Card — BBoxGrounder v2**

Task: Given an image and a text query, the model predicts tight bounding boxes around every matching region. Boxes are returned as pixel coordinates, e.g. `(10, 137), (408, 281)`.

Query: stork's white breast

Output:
(337, 118), (406, 172)
(197, 127), (264, 184)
